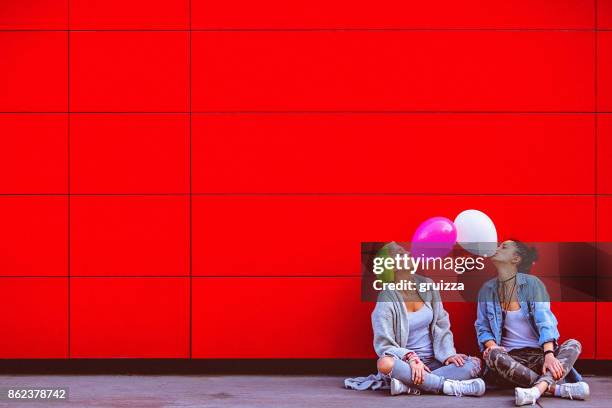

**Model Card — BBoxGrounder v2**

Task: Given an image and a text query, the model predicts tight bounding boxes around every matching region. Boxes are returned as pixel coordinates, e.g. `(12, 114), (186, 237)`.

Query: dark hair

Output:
(509, 238), (538, 273)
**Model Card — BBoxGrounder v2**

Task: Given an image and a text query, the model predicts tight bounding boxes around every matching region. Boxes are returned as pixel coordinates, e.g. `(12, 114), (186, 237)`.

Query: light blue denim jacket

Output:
(475, 273), (582, 383)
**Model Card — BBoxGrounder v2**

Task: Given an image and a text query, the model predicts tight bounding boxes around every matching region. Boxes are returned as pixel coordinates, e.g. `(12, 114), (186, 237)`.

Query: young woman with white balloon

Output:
(454, 209), (589, 405)
(474, 240), (588, 406)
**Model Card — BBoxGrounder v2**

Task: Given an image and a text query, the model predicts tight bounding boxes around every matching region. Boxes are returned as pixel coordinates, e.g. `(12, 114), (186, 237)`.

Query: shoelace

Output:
(525, 390), (537, 407)
(406, 387), (421, 396)
(558, 383), (580, 400)
(447, 380), (464, 397)
(518, 388), (540, 407)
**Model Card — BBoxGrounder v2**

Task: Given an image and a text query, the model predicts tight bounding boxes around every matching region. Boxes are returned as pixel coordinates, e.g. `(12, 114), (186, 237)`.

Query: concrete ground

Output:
(0, 375), (610, 408)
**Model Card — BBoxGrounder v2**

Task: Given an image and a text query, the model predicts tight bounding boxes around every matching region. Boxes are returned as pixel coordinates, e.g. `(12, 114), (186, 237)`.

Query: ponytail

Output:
(510, 238), (538, 273)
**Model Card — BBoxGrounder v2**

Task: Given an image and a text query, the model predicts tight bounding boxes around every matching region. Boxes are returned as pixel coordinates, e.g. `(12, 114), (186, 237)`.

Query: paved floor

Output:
(0, 375), (609, 407)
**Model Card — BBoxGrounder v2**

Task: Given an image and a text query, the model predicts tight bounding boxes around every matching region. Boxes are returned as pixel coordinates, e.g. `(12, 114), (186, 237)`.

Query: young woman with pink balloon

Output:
(368, 214), (486, 398)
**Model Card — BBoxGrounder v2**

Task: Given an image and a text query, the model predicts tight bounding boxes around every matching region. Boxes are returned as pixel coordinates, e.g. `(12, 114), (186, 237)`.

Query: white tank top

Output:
(404, 305), (434, 360)
(500, 309), (540, 351)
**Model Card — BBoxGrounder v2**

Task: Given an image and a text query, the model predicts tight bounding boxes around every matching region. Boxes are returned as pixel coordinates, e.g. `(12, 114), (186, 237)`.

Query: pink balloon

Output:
(411, 216), (457, 259)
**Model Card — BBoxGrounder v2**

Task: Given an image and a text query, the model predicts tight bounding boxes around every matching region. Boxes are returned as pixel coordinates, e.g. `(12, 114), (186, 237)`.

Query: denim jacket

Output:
(474, 273), (582, 383)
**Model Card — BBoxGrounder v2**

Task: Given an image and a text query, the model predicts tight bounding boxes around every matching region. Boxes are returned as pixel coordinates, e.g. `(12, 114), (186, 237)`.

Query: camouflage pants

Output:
(484, 339), (582, 387)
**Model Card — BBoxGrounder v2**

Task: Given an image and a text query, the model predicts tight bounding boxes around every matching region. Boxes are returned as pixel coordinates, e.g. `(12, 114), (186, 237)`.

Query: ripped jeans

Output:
(484, 339), (582, 388)
(389, 354), (482, 394)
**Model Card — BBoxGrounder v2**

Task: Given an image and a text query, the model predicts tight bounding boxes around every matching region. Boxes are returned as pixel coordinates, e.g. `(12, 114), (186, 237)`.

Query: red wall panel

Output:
(597, 197), (611, 359)
(599, 196), (612, 241)
(0, 2), (603, 361)
(0, 278), (68, 358)
(0, 32), (67, 112)
(597, 303), (612, 359)
(193, 113), (594, 194)
(553, 302), (596, 359)
(599, 115), (612, 194)
(70, 277), (189, 358)
(0, 196), (67, 277)
(192, 196), (594, 277)
(70, 196), (189, 276)
(71, 114), (189, 194)
(192, 277), (373, 358)
(192, 31), (594, 112)
(192, 0), (594, 29)
(597, 5), (610, 361)
(70, 32), (189, 112)
(0, 114), (67, 194)
(444, 303), (478, 356)
(599, 32), (612, 112)
(0, 0), (68, 29)
(69, 0), (189, 29)
(600, 0), (612, 29)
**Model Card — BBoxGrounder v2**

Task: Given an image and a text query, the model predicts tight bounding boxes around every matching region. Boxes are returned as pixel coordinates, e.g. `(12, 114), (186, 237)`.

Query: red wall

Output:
(0, 0), (609, 359)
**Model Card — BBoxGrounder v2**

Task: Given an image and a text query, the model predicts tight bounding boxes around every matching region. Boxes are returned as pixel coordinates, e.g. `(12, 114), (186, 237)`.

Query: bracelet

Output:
(403, 352), (419, 363)
(543, 350), (555, 357)
(403, 352), (416, 361)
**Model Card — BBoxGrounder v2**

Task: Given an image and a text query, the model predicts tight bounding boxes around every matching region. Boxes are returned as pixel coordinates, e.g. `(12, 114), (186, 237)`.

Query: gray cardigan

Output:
(371, 274), (457, 363)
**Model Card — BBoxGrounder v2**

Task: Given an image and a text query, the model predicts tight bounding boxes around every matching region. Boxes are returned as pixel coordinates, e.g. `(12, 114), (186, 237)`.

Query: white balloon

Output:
(454, 209), (498, 257)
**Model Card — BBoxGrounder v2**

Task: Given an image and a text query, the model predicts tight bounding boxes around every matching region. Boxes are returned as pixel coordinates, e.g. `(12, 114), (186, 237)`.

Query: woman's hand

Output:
(542, 353), (564, 380)
(409, 358), (431, 385)
(444, 354), (465, 366)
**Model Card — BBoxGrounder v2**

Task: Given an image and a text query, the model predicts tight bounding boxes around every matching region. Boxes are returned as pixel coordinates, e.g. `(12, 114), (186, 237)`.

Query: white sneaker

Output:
(557, 381), (590, 401)
(390, 378), (420, 396)
(442, 378), (486, 397)
(515, 386), (541, 406)
(390, 378), (407, 395)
